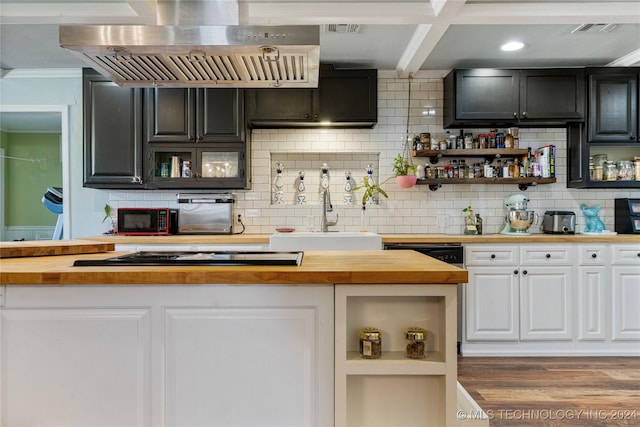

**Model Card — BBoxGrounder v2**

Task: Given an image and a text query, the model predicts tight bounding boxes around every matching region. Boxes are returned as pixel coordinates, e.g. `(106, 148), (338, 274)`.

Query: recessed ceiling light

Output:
(501, 41), (525, 52)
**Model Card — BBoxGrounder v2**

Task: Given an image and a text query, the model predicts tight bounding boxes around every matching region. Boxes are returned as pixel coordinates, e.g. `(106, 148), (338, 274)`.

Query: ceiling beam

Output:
(395, 0), (465, 77)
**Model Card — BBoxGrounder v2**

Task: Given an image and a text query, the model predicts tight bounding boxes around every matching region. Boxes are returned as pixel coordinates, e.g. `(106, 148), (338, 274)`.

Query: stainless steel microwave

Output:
(117, 208), (170, 235)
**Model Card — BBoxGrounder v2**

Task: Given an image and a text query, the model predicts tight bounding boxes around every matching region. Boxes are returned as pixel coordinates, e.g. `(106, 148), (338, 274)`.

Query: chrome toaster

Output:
(542, 211), (576, 234)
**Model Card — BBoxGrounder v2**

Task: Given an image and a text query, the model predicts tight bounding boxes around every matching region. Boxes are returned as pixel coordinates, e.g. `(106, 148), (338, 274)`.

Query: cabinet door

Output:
(197, 88), (244, 142)
(612, 266), (640, 340)
(83, 69), (144, 188)
(588, 71), (638, 142)
(146, 88), (195, 143)
(245, 88), (317, 122)
(466, 266), (519, 341)
(520, 266), (573, 341)
(146, 145), (247, 189)
(454, 69), (520, 121)
(567, 123), (587, 188)
(578, 266), (607, 341)
(520, 69), (585, 120)
(0, 307), (151, 426)
(317, 68), (377, 123)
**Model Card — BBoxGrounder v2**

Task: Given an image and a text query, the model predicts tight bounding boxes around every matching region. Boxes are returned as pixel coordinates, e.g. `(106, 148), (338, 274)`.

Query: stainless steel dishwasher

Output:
(383, 243), (464, 354)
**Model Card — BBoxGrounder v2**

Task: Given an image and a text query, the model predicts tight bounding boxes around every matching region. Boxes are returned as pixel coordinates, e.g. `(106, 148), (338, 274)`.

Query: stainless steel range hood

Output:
(59, 2), (320, 88)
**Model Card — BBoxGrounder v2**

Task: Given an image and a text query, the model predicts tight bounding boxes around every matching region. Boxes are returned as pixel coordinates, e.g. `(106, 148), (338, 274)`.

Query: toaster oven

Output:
(177, 193), (234, 234)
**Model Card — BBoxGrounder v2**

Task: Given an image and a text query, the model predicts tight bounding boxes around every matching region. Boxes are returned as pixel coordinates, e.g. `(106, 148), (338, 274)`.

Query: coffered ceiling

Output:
(1, 0), (639, 77)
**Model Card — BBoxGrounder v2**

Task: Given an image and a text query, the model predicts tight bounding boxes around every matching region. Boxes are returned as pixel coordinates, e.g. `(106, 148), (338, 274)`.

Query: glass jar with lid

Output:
(404, 327), (427, 359)
(635, 157), (640, 181)
(604, 161), (618, 181)
(617, 160), (633, 181)
(358, 327), (382, 359)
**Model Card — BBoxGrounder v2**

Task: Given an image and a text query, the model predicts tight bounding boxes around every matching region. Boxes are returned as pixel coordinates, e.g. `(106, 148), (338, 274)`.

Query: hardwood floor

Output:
(457, 356), (640, 427)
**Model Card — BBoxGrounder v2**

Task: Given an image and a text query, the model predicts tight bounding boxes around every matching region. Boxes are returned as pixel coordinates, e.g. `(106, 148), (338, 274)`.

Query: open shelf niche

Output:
(335, 284), (458, 427)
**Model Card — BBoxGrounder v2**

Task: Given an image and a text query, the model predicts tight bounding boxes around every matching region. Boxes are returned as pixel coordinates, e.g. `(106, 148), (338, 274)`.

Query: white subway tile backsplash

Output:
(108, 76), (640, 234)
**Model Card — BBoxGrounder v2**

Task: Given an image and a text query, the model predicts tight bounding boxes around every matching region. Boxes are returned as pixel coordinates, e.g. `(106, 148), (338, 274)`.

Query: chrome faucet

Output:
(320, 189), (338, 232)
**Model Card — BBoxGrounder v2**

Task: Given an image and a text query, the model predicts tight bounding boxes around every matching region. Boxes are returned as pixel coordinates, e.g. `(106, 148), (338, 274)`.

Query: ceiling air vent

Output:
(571, 24), (618, 33)
(323, 24), (361, 33)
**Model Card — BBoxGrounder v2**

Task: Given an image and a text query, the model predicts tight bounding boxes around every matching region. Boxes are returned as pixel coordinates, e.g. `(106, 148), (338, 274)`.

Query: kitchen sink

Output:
(269, 232), (383, 251)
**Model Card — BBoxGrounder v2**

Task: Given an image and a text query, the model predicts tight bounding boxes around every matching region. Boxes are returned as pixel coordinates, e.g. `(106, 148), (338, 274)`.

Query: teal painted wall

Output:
(2, 132), (62, 226)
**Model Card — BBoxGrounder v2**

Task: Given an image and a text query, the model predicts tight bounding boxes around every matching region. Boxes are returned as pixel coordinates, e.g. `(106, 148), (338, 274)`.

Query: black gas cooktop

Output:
(73, 251), (304, 267)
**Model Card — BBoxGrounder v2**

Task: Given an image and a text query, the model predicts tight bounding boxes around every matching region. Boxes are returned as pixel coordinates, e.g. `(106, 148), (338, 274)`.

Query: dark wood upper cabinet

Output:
(567, 67), (640, 189)
(82, 69), (144, 189)
(317, 68), (377, 123)
(143, 87), (248, 190)
(587, 69), (638, 143)
(244, 88), (318, 122)
(146, 88), (244, 143)
(447, 69), (520, 122)
(246, 66), (377, 128)
(520, 69), (585, 120)
(444, 68), (585, 128)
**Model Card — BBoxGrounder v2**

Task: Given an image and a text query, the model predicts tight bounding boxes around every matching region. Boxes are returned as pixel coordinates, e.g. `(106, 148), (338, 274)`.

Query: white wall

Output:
(0, 69), (111, 238)
(2, 71), (639, 238)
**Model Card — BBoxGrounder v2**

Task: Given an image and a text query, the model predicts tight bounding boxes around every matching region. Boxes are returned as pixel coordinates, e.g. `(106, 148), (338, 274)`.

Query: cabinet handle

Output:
(197, 135), (203, 142)
(189, 136), (195, 142)
(513, 112), (518, 118)
(490, 254), (496, 259)
(545, 253), (551, 259)
(522, 270), (528, 275)
(592, 253), (597, 259)
(304, 113), (310, 119)
(522, 112), (528, 118)
(631, 135), (637, 141)
(514, 270), (519, 275)
(637, 253), (640, 257)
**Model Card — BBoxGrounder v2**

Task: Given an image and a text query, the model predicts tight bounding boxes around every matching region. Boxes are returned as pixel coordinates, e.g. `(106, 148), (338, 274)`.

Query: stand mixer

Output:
(501, 194), (536, 235)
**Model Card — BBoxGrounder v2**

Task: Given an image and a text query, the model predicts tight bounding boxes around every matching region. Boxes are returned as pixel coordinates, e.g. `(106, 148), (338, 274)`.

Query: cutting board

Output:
(0, 239), (115, 258)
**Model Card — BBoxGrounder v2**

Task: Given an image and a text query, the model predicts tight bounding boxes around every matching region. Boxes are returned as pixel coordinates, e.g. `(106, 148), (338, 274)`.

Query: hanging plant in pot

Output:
(394, 74), (418, 189)
(393, 152), (418, 188)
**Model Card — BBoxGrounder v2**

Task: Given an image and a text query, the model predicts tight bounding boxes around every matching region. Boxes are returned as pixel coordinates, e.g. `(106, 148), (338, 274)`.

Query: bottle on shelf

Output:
(475, 214), (483, 235)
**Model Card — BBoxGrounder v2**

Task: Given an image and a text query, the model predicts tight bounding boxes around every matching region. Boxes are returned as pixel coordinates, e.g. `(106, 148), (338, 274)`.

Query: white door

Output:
(612, 266), (640, 341)
(520, 266), (573, 340)
(578, 266), (608, 341)
(466, 267), (519, 341)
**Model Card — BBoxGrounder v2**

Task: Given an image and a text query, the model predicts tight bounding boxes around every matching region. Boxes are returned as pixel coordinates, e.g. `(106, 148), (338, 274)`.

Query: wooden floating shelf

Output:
(418, 177), (556, 191)
(413, 148), (529, 157)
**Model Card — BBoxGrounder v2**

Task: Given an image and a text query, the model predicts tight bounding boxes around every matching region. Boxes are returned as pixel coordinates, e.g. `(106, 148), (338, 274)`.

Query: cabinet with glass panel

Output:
(144, 87), (249, 189)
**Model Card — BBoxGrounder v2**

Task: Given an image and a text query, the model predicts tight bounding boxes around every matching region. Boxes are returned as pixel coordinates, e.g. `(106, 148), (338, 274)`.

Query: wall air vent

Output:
(571, 23), (619, 33)
(323, 24), (361, 33)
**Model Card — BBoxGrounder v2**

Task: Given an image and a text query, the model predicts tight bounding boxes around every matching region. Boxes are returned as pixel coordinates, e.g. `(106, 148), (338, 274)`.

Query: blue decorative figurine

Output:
(581, 204), (605, 233)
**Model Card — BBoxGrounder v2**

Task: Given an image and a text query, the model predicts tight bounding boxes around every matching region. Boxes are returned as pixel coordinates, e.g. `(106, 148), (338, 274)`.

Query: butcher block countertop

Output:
(0, 248), (466, 286)
(0, 239), (114, 258)
(86, 233), (640, 245)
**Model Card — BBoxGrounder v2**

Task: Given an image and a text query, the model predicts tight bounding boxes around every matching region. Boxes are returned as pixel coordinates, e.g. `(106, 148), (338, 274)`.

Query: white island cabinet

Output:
(0, 247), (468, 427)
(0, 285), (334, 427)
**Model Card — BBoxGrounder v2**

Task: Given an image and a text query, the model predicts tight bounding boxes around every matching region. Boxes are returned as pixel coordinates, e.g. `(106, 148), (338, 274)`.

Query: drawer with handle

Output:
(521, 245), (573, 265)
(465, 245), (518, 266)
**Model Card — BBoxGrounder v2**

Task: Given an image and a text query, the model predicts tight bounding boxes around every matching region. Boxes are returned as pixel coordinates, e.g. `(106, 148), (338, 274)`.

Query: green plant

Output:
(102, 204), (113, 223)
(393, 153), (417, 176)
(353, 176), (389, 206)
(102, 204), (116, 233)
